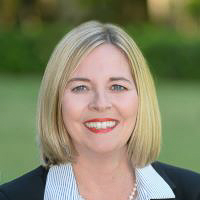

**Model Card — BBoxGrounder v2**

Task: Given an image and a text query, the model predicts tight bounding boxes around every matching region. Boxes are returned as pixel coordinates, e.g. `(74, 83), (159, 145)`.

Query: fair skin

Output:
(61, 44), (139, 200)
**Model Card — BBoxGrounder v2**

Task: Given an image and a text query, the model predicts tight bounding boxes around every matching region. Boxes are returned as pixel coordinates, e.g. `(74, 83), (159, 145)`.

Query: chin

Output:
(87, 142), (126, 155)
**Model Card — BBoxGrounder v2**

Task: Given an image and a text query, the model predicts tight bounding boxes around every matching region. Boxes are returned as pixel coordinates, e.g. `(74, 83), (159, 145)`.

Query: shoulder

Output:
(0, 166), (48, 200)
(152, 161), (200, 200)
(152, 161), (200, 183)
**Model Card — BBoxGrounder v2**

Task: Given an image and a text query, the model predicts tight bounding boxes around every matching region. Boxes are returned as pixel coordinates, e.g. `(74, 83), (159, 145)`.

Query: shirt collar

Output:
(44, 163), (81, 200)
(136, 165), (175, 199)
(44, 163), (175, 200)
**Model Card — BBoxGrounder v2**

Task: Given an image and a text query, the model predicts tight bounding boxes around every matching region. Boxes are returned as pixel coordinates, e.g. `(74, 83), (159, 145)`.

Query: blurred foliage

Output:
(187, 0), (200, 20)
(79, 0), (148, 24)
(0, 23), (72, 73)
(0, 23), (200, 80)
(0, 0), (148, 28)
(0, 0), (199, 81)
(0, 0), (59, 28)
(126, 24), (200, 80)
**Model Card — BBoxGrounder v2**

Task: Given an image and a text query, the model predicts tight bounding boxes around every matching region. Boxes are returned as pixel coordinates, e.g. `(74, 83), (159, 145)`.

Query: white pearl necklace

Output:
(79, 182), (137, 200)
(128, 183), (137, 200)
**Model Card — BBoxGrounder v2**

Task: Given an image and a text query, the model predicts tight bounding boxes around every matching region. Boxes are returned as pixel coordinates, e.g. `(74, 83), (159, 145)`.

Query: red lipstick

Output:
(83, 118), (119, 134)
(84, 118), (118, 123)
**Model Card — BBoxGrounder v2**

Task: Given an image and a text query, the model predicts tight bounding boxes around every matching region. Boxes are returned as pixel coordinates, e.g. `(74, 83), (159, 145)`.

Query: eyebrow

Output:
(67, 77), (132, 84)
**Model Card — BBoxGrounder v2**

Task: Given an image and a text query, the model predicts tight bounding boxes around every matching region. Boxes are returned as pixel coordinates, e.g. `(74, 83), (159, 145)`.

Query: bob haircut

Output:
(37, 20), (161, 168)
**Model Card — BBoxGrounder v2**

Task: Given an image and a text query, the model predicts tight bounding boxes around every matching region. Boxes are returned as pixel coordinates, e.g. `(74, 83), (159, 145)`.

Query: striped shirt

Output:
(44, 163), (175, 200)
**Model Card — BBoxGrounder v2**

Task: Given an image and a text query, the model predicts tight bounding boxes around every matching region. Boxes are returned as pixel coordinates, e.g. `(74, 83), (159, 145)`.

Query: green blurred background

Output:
(0, 0), (200, 184)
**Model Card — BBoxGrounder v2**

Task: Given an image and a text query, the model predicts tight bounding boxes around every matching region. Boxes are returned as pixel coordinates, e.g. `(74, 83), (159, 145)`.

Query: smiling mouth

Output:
(84, 120), (119, 134)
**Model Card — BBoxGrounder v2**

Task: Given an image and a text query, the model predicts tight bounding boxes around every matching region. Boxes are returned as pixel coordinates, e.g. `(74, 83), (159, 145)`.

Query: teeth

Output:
(85, 121), (117, 129)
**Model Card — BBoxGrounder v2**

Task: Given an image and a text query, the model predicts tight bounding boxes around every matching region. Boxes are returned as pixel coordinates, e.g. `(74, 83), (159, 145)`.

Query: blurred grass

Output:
(0, 74), (41, 184)
(156, 79), (200, 171)
(0, 74), (200, 184)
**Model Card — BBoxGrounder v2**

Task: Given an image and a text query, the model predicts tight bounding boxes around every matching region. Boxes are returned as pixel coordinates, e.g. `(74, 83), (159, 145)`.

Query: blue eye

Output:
(71, 84), (127, 93)
(111, 84), (127, 91)
(72, 85), (88, 92)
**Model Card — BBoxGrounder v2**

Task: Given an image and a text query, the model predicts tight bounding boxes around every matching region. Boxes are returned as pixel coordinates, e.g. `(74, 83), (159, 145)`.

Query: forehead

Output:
(70, 44), (133, 80)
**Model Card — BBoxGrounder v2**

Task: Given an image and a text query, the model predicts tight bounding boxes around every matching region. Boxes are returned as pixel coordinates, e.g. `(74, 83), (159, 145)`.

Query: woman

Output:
(0, 21), (199, 200)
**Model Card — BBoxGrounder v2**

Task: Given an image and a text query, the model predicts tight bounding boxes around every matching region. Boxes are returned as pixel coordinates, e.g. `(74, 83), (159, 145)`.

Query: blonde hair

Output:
(37, 21), (161, 168)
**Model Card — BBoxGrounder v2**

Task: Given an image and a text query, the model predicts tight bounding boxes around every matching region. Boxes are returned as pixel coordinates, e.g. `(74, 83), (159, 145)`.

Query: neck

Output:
(72, 147), (134, 188)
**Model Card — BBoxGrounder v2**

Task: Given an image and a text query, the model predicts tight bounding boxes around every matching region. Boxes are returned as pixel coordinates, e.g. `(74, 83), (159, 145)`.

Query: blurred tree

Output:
(58, 0), (89, 24)
(78, 0), (149, 24)
(187, 0), (200, 22)
(0, 0), (40, 29)
(0, 0), (18, 28)
(0, 0), (59, 30)
(0, 0), (149, 28)
(37, 0), (59, 22)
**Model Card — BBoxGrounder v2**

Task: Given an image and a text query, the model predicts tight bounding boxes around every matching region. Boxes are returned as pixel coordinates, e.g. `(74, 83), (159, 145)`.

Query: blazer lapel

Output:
(36, 166), (49, 200)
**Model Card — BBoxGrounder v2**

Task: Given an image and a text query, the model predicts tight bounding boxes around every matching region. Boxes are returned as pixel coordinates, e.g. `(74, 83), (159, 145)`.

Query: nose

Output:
(88, 90), (112, 112)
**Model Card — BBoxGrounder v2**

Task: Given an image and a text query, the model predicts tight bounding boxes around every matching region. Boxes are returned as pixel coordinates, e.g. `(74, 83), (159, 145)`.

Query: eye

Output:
(71, 85), (88, 93)
(111, 84), (127, 91)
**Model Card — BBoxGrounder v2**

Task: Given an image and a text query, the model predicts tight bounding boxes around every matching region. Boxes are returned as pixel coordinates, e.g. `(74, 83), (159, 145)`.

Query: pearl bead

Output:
(128, 183), (137, 200)
(80, 183), (137, 200)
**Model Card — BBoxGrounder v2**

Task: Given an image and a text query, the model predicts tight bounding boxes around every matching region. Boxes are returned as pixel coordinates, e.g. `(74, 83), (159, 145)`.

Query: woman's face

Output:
(61, 44), (138, 155)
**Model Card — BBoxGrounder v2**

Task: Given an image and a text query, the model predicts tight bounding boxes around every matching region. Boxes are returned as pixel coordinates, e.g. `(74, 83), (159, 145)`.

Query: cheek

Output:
(61, 94), (84, 138)
(119, 93), (139, 141)
(61, 93), (89, 122)
(115, 93), (139, 120)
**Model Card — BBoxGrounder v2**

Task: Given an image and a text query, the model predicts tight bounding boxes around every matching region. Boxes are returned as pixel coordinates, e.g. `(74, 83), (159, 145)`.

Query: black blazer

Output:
(0, 161), (200, 200)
